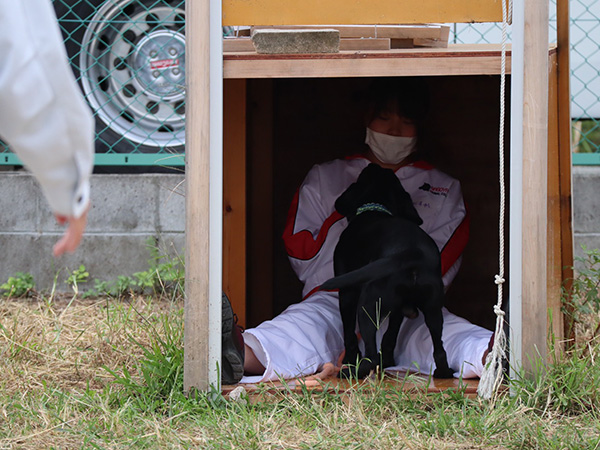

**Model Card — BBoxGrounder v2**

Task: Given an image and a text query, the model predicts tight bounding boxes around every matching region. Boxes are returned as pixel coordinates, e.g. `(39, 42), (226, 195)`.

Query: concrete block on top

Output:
(251, 29), (340, 54)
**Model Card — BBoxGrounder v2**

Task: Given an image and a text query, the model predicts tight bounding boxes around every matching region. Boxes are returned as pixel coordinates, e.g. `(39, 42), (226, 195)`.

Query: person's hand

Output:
(299, 350), (345, 387)
(52, 206), (89, 257)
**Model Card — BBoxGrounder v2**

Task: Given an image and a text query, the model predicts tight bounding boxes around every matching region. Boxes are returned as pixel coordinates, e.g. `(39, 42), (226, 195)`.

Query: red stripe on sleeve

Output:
(440, 207), (470, 276)
(282, 188), (344, 261)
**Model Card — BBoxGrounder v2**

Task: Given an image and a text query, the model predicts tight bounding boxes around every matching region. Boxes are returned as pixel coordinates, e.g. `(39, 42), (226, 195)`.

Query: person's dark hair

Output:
(364, 77), (430, 125)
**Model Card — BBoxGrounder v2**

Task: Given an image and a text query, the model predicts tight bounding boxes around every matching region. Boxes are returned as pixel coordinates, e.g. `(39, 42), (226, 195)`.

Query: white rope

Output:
(477, 0), (512, 400)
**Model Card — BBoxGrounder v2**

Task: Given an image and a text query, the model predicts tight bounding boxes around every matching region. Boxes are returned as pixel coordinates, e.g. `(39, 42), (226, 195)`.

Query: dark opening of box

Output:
(245, 75), (511, 333)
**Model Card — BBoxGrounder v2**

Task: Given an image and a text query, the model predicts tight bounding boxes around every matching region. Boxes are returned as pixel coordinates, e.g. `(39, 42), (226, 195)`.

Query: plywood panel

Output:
(223, 79), (247, 327)
(223, 0), (503, 26)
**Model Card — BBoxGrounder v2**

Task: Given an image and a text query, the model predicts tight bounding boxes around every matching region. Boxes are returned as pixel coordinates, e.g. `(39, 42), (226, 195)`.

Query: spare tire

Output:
(54, 0), (186, 155)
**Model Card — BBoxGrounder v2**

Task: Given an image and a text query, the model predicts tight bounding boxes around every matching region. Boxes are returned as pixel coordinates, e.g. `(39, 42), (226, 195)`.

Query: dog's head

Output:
(335, 163), (423, 225)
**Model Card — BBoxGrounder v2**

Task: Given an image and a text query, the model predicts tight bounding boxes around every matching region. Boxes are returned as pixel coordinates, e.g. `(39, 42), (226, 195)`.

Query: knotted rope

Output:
(477, 0), (512, 400)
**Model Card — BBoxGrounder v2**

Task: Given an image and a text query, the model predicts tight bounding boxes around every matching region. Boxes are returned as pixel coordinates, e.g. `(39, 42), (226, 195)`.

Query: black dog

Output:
(321, 163), (454, 379)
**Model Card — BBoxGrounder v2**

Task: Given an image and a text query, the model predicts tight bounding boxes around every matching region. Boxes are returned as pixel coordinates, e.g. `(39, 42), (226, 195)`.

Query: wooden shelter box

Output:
(184, 0), (573, 390)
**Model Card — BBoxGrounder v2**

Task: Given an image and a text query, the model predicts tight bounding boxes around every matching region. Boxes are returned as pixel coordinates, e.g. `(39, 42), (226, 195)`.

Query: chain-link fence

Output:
(1, 1), (598, 167)
(2, 0), (188, 167)
(451, 0), (600, 165)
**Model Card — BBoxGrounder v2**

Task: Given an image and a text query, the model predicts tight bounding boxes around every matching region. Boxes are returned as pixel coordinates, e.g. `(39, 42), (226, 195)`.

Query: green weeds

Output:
(0, 271), (35, 297)
(1, 238), (185, 300)
(562, 246), (600, 341)
(2, 246), (600, 448)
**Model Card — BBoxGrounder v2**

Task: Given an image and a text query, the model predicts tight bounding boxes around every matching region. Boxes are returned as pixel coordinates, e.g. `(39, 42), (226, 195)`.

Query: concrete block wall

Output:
(0, 173), (185, 291)
(572, 166), (600, 264)
(0, 168), (598, 292)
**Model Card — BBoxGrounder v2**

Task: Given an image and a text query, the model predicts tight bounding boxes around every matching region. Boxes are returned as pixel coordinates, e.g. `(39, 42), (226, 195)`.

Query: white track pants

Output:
(240, 291), (493, 384)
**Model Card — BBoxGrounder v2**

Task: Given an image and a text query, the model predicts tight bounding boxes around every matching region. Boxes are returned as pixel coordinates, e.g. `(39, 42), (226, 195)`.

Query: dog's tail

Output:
(320, 248), (422, 291)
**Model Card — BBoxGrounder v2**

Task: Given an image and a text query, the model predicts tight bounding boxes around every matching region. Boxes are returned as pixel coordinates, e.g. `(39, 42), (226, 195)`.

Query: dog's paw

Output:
(433, 367), (455, 379)
(339, 360), (376, 379)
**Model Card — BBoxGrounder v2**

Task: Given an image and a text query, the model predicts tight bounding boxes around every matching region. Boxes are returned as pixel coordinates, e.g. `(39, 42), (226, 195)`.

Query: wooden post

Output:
(547, 52), (564, 353)
(184, 0), (222, 392)
(511, 0), (550, 374)
(223, 79), (247, 326)
(556, 0), (574, 343)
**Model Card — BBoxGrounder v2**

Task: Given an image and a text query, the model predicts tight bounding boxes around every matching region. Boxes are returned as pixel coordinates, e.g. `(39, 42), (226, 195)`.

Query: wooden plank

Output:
(224, 45), (516, 78)
(412, 38), (448, 49)
(556, 0), (574, 343)
(223, 0), (503, 26)
(546, 53), (564, 353)
(224, 37), (255, 52)
(520, 0), (549, 373)
(340, 38), (390, 51)
(413, 24), (450, 48)
(223, 372), (491, 401)
(223, 79), (247, 327)
(184, 0), (211, 393)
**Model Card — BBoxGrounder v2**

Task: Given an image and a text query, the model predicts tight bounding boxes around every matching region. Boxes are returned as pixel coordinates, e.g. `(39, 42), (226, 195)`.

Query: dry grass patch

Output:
(0, 294), (178, 395)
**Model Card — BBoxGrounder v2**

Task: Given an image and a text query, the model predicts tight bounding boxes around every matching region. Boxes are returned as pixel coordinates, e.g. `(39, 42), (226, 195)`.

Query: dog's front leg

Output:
(338, 288), (361, 378)
(421, 305), (455, 378)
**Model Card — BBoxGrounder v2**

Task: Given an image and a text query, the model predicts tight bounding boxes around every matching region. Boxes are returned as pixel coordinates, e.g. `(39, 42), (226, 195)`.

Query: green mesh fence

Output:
(450, 0), (600, 165)
(1, 1), (598, 166)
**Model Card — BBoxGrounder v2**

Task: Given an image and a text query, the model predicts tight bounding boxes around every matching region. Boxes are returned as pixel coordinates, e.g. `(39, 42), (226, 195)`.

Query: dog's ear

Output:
(395, 181), (423, 225)
(335, 164), (379, 217)
(335, 182), (361, 218)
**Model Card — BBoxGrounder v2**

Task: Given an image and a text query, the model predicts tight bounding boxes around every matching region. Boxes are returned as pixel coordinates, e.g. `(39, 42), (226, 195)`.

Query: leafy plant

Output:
(83, 239), (185, 299)
(67, 264), (90, 289)
(1, 272), (35, 297)
(82, 275), (134, 298)
(562, 246), (600, 341)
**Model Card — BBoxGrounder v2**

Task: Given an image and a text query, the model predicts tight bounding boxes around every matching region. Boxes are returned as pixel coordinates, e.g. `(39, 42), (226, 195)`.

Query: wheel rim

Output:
(80, 1), (186, 150)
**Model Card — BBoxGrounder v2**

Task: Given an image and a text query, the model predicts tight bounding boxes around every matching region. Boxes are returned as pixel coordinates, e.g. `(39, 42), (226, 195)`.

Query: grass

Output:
(1, 292), (600, 449)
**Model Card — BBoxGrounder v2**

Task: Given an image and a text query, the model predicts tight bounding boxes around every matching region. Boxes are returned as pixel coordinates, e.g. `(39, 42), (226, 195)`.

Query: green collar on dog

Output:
(355, 203), (393, 216)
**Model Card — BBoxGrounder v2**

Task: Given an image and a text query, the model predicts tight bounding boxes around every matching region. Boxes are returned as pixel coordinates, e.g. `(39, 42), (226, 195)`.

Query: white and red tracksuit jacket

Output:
(282, 156), (470, 300)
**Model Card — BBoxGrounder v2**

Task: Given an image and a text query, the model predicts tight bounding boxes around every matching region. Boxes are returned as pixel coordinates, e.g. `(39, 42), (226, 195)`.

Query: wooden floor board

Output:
(222, 372), (493, 401)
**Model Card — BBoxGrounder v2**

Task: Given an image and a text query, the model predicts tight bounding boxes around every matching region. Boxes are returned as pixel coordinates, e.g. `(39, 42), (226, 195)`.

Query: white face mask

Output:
(365, 128), (417, 165)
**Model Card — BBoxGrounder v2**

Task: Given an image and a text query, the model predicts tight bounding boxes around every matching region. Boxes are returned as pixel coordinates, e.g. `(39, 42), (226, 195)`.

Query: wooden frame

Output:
(511, 0), (550, 374)
(185, 0), (213, 392)
(185, 0), (572, 391)
(222, 0), (503, 26)
(224, 45), (515, 78)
